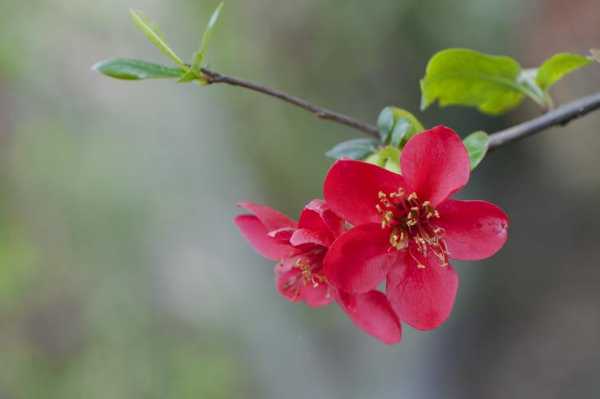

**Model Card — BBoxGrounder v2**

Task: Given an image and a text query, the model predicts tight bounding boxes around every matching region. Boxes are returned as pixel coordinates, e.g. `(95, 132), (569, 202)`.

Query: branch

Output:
(200, 68), (600, 149)
(201, 68), (379, 138)
(488, 92), (600, 150)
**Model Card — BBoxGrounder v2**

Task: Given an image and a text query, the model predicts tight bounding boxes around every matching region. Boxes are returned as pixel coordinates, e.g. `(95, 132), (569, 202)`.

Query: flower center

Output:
(280, 250), (328, 299)
(376, 189), (448, 268)
(295, 258), (327, 288)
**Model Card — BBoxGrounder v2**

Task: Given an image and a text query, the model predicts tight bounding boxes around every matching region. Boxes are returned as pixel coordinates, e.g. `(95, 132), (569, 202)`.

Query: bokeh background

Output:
(1, 0), (599, 397)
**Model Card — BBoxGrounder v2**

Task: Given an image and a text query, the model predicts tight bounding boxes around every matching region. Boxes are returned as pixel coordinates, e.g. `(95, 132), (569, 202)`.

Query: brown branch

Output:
(201, 68), (379, 138)
(200, 68), (600, 149)
(488, 92), (600, 149)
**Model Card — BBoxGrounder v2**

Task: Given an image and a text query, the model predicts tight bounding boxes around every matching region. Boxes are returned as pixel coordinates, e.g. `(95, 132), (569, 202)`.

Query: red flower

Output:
(235, 199), (402, 344)
(323, 126), (509, 330)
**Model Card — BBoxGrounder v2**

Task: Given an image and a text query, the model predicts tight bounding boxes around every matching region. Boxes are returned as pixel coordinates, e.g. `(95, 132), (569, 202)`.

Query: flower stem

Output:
(199, 67), (600, 150)
(488, 91), (600, 150)
(200, 68), (379, 138)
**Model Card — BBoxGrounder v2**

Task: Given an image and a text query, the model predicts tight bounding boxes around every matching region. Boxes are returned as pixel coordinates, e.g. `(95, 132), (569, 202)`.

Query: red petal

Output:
(290, 228), (330, 248)
(275, 267), (303, 303)
(386, 254), (459, 330)
(298, 199), (344, 239)
(268, 227), (296, 242)
(300, 281), (334, 308)
(275, 266), (333, 307)
(323, 160), (406, 226)
(238, 202), (297, 231)
(436, 199), (509, 260)
(235, 215), (296, 260)
(323, 223), (399, 293)
(401, 126), (470, 206)
(337, 290), (402, 345)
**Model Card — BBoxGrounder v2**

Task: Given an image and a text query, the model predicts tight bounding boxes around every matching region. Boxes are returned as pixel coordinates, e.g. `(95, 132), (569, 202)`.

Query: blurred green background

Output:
(1, 0), (599, 398)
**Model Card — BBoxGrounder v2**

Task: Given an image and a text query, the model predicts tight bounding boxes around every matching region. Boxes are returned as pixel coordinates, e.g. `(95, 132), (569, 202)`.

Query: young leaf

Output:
(376, 107), (395, 143)
(389, 118), (411, 147)
(178, 69), (200, 83)
(421, 48), (534, 115)
(463, 130), (490, 170)
(517, 68), (551, 109)
(193, 2), (225, 69)
(365, 146), (401, 172)
(92, 58), (184, 80)
(376, 107), (425, 146)
(393, 109), (425, 146)
(535, 53), (592, 91)
(326, 138), (380, 160)
(590, 49), (600, 63)
(130, 9), (185, 67)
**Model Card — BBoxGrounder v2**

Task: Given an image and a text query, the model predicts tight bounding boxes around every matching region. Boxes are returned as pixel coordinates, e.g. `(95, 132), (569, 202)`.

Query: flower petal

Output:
(275, 266), (333, 307)
(289, 228), (330, 248)
(300, 281), (334, 308)
(323, 223), (399, 293)
(387, 254), (459, 330)
(436, 199), (509, 260)
(401, 126), (470, 206)
(238, 201), (297, 231)
(337, 290), (402, 345)
(298, 199), (344, 239)
(268, 227), (296, 242)
(323, 160), (406, 226)
(235, 215), (296, 260)
(275, 267), (303, 303)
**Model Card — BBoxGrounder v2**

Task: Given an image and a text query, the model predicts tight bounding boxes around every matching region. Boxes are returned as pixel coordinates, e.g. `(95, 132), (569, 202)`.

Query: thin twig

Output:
(488, 92), (600, 149)
(201, 68), (379, 138)
(201, 68), (600, 149)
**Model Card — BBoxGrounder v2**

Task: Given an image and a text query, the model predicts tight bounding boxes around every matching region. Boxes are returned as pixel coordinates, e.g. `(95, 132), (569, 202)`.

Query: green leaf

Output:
(535, 53), (592, 91)
(376, 107), (395, 142)
(517, 68), (549, 108)
(365, 146), (401, 173)
(177, 69), (200, 83)
(390, 118), (411, 147)
(376, 107), (425, 146)
(92, 58), (184, 80)
(463, 130), (490, 170)
(193, 2), (225, 69)
(326, 138), (380, 160)
(130, 9), (185, 67)
(421, 48), (535, 115)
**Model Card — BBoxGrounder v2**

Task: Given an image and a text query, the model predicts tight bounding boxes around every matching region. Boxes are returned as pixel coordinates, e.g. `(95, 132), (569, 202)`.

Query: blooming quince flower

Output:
(323, 126), (509, 330)
(235, 199), (401, 344)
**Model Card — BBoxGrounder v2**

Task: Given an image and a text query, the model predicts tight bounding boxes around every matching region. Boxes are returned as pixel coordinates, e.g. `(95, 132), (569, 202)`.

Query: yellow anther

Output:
(389, 229), (408, 250)
(390, 189), (404, 198)
(378, 189), (448, 265)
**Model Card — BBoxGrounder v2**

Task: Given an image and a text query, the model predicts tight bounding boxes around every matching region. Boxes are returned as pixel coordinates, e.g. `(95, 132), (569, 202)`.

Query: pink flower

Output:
(323, 126), (509, 330)
(235, 199), (402, 344)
